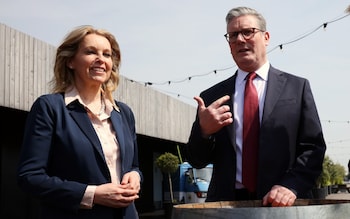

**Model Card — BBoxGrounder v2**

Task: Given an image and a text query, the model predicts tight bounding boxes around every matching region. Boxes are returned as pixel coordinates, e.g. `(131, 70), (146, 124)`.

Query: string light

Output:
(347, 5), (350, 13)
(127, 65), (235, 86)
(322, 120), (350, 146)
(268, 7), (350, 54)
(327, 139), (350, 145)
(124, 5), (350, 101)
(322, 120), (350, 124)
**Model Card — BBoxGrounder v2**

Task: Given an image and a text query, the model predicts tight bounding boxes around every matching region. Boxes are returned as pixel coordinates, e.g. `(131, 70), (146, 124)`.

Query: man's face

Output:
(226, 15), (270, 72)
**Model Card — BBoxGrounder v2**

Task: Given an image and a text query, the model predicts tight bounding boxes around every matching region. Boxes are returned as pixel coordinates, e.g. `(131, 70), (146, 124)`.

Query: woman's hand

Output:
(121, 171), (141, 192)
(94, 171), (141, 208)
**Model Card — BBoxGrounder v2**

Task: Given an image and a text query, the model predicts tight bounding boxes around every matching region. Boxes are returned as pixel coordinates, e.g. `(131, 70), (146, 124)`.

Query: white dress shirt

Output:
(233, 61), (269, 188)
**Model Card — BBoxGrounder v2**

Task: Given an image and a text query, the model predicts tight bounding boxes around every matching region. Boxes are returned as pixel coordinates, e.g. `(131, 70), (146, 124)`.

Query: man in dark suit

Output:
(186, 6), (326, 207)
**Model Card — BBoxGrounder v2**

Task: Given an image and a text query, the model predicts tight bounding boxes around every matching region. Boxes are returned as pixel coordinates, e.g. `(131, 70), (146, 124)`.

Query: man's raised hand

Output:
(194, 95), (233, 138)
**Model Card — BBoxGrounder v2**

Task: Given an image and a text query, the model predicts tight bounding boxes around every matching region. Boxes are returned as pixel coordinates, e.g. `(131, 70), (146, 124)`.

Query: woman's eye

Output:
(85, 50), (96, 55)
(103, 53), (111, 57)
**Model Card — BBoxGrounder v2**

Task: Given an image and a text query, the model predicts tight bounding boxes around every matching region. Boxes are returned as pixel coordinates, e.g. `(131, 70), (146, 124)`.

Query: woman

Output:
(17, 25), (142, 219)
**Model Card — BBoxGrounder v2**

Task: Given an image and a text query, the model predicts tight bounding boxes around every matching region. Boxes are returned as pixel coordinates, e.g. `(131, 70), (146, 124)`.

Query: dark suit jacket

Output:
(186, 65), (326, 201)
(18, 93), (142, 219)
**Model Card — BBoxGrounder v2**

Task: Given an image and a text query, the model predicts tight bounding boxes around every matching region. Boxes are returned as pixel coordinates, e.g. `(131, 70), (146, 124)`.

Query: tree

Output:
(316, 156), (331, 188)
(155, 152), (180, 204)
(329, 163), (346, 185)
(316, 155), (346, 188)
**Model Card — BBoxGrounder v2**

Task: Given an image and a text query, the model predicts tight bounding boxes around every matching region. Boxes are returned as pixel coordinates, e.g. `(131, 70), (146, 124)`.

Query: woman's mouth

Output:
(91, 67), (105, 73)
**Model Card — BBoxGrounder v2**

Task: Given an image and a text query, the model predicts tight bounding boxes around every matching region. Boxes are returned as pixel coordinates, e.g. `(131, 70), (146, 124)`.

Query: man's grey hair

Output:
(225, 7), (267, 31)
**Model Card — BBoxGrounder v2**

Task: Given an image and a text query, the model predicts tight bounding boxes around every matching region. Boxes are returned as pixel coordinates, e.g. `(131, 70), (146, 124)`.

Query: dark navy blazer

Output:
(187, 65), (326, 201)
(18, 93), (142, 219)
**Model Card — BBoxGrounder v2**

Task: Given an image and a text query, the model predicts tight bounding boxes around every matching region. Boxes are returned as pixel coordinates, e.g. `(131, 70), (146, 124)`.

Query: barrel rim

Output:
(173, 199), (350, 209)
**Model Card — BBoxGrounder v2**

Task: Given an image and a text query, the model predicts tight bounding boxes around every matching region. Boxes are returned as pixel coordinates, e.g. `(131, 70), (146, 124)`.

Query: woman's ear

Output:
(67, 60), (74, 69)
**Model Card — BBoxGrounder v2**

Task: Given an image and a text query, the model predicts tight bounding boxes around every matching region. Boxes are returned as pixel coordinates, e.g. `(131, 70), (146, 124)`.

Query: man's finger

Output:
(194, 96), (205, 109)
(210, 95), (230, 109)
(194, 95), (231, 110)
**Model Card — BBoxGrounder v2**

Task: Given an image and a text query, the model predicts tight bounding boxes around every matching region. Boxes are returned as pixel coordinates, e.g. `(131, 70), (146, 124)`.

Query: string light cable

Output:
(268, 6), (350, 53)
(322, 120), (350, 124)
(321, 119), (350, 146)
(123, 5), (350, 100)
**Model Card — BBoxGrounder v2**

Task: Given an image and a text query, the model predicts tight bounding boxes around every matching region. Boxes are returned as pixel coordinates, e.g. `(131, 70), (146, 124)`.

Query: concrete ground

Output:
(326, 192), (350, 200)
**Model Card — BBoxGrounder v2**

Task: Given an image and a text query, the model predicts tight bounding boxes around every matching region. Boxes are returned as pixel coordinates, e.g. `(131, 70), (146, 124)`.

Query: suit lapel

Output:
(222, 75), (237, 149)
(262, 66), (287, 124)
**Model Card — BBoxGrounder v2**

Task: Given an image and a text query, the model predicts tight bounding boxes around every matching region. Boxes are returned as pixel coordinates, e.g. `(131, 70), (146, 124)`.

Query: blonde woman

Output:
(18, 25), (142, 219)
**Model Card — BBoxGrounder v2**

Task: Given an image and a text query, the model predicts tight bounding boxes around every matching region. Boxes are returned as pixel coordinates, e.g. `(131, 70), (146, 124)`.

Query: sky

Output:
(1, 0), (350, 170)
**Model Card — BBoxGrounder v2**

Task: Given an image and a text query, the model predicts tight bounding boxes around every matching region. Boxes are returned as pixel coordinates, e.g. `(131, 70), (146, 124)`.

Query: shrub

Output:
(155, 152), (180, 203)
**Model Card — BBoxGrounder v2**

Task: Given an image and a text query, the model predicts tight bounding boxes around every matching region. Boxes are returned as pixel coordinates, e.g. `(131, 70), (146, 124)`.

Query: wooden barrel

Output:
(172, 199), (350, 219)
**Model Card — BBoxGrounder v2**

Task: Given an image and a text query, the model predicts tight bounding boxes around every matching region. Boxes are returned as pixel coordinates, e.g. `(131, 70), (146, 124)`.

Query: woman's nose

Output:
(95, 53), (105, 62)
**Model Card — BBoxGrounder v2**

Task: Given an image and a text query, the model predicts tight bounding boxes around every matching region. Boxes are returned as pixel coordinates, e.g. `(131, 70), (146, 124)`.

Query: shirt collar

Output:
(236, 61), (270, 85)
(65, 86), (81, 106)
(64, 86), (119, 113)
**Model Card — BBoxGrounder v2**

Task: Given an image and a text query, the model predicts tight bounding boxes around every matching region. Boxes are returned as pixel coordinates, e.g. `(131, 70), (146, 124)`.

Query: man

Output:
(186, 6), (326, 207)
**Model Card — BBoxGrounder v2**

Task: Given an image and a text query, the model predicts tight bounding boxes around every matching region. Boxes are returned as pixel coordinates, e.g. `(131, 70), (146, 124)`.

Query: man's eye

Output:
(231, 32), (239, 38)
(242, 30), (253, 36)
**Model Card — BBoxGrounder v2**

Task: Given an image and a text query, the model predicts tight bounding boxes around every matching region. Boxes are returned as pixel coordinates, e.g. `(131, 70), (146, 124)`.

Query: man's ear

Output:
(264, 31), (270, 46)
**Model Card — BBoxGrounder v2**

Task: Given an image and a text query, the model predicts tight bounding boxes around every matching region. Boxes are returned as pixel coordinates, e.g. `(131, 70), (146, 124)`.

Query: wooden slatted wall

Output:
(0, 23), (196, 143)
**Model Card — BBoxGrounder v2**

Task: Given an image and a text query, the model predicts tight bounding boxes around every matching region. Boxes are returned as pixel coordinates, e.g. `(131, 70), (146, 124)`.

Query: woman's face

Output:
(69, 33), (113, 89)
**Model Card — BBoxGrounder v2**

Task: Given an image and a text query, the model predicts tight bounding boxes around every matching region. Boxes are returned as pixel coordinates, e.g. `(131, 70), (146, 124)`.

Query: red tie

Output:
(242, 72), (260, 193)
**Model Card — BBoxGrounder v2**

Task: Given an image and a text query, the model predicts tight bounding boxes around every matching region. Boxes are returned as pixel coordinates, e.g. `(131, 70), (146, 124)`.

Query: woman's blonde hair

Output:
(51, 25), (121, 103)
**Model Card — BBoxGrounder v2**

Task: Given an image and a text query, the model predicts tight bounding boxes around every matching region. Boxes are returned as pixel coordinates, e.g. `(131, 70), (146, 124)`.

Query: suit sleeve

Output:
(186, 79), (234, 169)
(279, 79), (326, 195)
(186, 104), (216, 169)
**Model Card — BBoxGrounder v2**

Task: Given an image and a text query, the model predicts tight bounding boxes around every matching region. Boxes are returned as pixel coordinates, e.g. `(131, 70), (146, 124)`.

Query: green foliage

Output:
(316, 156), (331, 188)
(329, 163), (346, 185)
(316, 155), (346, 188)
(155, 152), (180, 174)
(155, 152), (180, 204)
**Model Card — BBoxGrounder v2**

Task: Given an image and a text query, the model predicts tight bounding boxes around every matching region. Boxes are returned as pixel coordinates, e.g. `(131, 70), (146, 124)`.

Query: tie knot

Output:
(246, 72), (257, 81)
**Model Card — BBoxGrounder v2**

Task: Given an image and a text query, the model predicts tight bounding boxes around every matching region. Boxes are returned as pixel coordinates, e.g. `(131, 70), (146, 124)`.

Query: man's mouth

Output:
(238, 48), (250, 53)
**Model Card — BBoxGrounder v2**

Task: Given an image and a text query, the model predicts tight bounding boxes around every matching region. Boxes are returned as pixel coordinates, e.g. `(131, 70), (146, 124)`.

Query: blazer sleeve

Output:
(17, 95), (87, 211)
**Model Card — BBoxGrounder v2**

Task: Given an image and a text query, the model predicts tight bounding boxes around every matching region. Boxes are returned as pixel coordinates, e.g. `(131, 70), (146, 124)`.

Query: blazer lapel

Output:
(68, 100), (106, 162)
(110, 110), (125, 168)
(262, 66), (287, 124)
